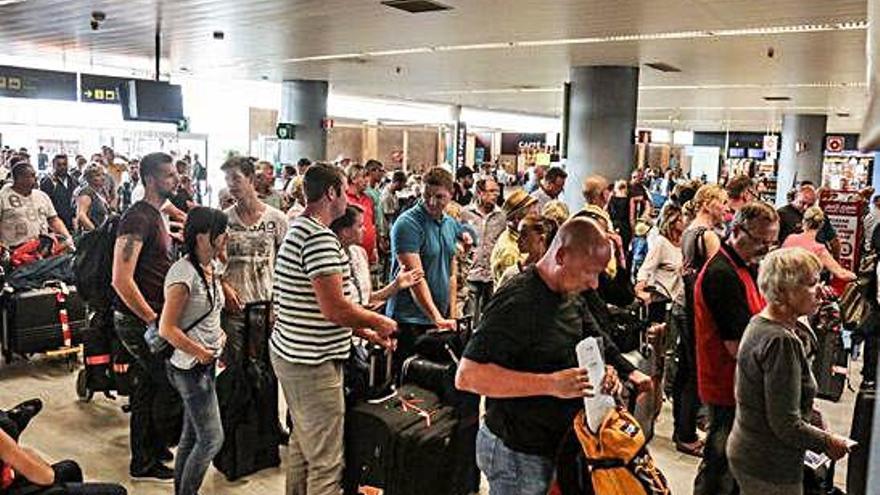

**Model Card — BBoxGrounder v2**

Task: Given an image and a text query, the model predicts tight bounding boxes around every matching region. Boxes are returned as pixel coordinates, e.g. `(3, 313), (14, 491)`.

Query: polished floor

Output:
(0, 355), (859, 494)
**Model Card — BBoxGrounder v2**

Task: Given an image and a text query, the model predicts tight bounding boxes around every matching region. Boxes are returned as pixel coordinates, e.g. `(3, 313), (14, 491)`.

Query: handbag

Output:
(840, 251), (877, 329)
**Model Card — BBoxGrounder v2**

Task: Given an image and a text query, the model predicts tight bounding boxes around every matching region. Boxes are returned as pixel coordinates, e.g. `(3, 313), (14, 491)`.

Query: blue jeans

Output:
(166, 362), (224, 495)
(476, 423), (555, 495)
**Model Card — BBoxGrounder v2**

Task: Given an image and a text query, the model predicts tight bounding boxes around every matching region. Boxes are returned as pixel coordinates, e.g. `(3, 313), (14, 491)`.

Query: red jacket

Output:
(694, 247), (765, 407)
(346, 190), (378, 264)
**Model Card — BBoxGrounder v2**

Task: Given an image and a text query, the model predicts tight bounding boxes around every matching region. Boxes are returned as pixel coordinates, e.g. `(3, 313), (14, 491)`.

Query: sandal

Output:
(675, 439), (704, 458)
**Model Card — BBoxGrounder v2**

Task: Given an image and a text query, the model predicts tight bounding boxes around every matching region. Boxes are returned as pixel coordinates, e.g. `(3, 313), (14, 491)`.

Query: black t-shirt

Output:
(606, 196), (631, 235)
(462, 267), (585, 457)
(454, 183), (474, 206)
(169, 187), (193, 213)
(700, 242), (754, 342)
(628, 182), (648, 218)
(777, 204), (802, 244)
(114, 201), (173, 317)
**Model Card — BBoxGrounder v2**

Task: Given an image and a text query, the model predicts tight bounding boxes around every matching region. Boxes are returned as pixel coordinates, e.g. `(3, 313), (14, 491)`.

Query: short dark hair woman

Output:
(727, 247), (851, 494)
(159, 206), (228, 495)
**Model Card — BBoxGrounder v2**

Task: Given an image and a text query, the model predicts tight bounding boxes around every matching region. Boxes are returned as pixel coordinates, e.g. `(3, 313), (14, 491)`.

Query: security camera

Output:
(90, 19), (100, 31)
(767, 47), (775, 58)
(91, 11), (106, 22)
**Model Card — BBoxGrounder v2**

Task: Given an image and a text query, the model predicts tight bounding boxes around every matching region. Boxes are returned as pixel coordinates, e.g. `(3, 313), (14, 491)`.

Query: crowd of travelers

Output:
(0, 143), (876, 495)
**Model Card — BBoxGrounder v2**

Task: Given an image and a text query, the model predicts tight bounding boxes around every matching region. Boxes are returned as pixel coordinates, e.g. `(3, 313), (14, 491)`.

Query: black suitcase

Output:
(812, 324), (848, 402)
(391, 403), (478, 495)
(344, 384), (477, 495)
(846, 386), (875, 495)
(1, 283), (86, 361)
(213, 302), (281, 481)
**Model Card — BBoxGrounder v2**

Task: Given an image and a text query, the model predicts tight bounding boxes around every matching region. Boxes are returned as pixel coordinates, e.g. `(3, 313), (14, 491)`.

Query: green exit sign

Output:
(276, 123), (296, 140)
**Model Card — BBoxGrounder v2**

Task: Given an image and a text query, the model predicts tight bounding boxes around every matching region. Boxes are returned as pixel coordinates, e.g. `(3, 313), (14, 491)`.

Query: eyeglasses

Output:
(740, 226), (777, 249)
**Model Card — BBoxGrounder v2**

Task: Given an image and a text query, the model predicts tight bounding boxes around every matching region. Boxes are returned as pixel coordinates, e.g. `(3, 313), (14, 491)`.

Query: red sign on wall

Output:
(826, 135), (845, 153)
(818, 196), (865, 270)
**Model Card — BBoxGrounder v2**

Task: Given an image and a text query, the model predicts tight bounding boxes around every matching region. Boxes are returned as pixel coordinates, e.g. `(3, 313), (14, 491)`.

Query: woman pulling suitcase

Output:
(158, 207), (229, 495)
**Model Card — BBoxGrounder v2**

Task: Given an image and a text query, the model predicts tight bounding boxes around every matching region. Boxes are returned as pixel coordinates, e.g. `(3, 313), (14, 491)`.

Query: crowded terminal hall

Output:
(3, 1), (880, 494)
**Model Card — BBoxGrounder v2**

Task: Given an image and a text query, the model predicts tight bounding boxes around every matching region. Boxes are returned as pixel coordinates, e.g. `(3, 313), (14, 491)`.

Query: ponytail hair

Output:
(183, 206), (229, 302)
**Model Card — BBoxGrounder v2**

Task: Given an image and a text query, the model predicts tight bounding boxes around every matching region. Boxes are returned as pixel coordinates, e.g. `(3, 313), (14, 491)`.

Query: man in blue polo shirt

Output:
(387, 167), (464, 371)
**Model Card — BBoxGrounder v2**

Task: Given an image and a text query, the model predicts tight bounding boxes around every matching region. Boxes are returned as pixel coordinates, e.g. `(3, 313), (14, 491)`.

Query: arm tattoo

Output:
(120, 235), (140, 262)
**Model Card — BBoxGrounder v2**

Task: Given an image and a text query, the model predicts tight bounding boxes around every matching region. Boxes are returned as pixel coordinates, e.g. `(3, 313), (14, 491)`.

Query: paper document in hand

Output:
(576, 337), (616, 433)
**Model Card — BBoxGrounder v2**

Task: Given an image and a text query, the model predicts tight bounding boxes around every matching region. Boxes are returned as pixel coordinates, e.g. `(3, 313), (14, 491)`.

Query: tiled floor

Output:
(0, 355), (859, 494)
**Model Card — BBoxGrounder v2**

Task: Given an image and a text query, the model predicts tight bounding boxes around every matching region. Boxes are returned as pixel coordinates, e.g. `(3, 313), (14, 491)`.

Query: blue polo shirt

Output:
(387, 201), (463, 325)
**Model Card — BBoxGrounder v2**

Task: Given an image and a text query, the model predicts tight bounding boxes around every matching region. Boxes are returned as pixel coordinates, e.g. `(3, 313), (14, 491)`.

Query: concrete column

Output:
(279, 80), (328, 163)
(564, 66), (639, 211)
(775, 114), (827, 205)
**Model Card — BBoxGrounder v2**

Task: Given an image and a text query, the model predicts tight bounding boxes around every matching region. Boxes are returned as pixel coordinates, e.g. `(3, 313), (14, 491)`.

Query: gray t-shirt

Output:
(728, 315), (828, 484)
(223, 204), (288, 304)
(0, 185), (57, 247)
(165, 258), (226, 370)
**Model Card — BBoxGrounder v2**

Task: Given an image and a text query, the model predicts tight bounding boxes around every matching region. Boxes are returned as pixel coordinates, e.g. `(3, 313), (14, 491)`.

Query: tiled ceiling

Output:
(0, 0), (871, 131)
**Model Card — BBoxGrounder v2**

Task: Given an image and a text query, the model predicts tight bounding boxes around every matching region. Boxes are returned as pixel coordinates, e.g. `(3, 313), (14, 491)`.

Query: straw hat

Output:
(502, 189), (538, 218)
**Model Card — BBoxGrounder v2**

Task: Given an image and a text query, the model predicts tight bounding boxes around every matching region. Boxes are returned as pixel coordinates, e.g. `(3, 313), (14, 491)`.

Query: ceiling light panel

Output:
(284, 19), (867, 64)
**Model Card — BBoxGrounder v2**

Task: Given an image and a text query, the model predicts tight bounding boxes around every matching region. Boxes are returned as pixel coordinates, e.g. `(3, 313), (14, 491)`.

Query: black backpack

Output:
(73, 215), (120, 311)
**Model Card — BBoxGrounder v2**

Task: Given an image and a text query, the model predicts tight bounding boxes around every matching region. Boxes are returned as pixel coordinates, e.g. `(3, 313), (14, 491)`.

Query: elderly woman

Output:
(728, 247), (851, 495)
(781, 206), (855, 282)
(74, 164), (110, 232)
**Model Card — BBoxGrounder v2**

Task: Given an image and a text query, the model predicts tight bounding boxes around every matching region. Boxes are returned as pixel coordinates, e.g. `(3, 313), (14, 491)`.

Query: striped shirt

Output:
(270, 215), (353, 365)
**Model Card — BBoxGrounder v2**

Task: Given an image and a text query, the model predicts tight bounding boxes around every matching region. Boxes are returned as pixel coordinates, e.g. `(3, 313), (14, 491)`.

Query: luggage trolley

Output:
(1, 280), (86, 369)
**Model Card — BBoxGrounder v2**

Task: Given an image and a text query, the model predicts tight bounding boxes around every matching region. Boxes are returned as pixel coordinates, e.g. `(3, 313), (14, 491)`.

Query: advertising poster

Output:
(818, 197), (864, 270)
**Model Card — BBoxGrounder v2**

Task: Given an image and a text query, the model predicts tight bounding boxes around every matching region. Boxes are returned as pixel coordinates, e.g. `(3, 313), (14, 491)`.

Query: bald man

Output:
(456, 217), (625, 495)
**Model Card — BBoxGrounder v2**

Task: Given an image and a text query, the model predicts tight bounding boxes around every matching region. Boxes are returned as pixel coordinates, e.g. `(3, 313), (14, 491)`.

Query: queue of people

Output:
(0, 141), (872, 495)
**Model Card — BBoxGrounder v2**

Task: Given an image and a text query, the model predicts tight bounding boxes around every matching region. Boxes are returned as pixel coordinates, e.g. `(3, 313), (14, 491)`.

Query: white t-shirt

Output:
(223, 204), (289, 304)
(347, 244), (372, 306)
(0, 185), (57, 247)
(636, 234), (684, 306)
(165, 258), (226, 370)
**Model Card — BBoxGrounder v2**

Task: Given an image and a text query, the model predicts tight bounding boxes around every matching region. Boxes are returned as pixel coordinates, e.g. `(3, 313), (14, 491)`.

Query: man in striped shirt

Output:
(270, 164), (397, 495)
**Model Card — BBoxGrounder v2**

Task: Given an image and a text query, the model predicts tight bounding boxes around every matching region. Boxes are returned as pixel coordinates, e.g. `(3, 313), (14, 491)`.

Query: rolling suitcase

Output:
(846, 385), (875, 495)
(344, 384), (477, 495)
(812, 324), (848, 402)
(1, 282), (86, 362)
(213, 302), (281, 481)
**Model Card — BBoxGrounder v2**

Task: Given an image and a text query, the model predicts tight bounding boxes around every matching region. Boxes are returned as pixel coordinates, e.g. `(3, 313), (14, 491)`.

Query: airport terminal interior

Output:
(0, 1), (879, 494)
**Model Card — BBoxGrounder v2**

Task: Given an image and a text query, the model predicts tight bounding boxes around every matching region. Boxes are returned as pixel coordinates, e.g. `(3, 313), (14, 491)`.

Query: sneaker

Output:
(158, 448), (173, 462)
(130, 464), (174, 482)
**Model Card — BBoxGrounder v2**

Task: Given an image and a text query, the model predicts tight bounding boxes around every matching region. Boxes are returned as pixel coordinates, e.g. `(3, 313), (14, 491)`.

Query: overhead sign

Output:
(762, 134), (779, 153)
(826, 135), (846, 153)
(500, 132), (546, 154)
(0, 65), (77, 101)
(276, 122), (296, 140)
(80, 74), (131, 104)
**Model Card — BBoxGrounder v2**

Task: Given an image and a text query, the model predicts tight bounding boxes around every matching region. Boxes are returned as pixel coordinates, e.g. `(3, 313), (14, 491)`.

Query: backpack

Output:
(73, 215), (120, 311)
(572, 409), (670, 495)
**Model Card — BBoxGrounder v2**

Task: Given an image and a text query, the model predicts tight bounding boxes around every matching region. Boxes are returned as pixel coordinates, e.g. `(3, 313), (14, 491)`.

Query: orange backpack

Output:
(572, 408), (670, 495)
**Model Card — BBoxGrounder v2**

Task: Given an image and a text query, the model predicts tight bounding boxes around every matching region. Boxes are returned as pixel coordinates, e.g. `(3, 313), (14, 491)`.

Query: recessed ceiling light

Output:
(645, 62), (682, 73)
(283, 19), (866, 64)
(381, 0), (452, 14)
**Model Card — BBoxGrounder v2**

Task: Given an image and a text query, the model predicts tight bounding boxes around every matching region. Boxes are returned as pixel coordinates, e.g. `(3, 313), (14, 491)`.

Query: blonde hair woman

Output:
(781, 206), (855, 282)
(728, 247), (851, 494)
